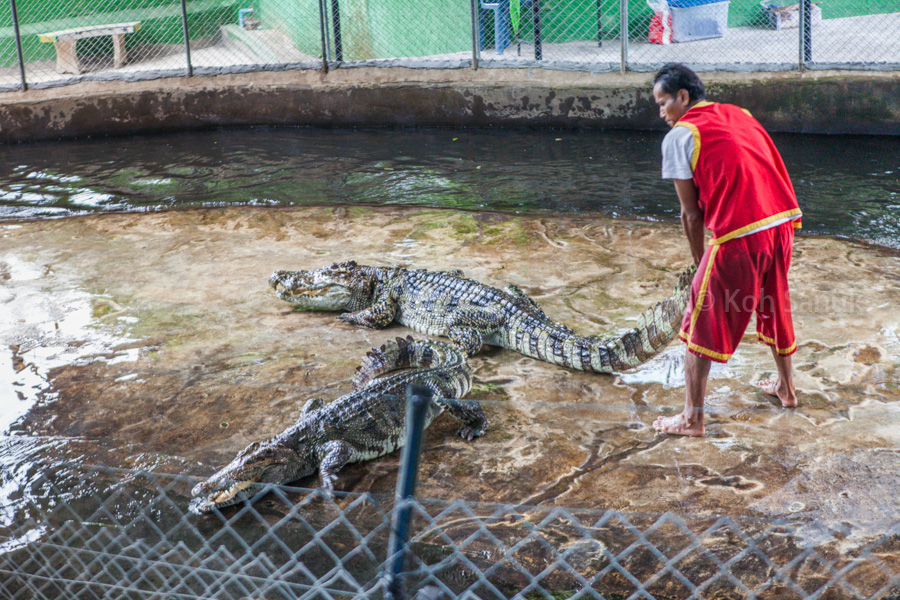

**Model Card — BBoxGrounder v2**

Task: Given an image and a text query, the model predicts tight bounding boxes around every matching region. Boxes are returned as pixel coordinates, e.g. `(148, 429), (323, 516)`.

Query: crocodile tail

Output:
(593, 264), (697, 372)
(351, 335), (470, 394)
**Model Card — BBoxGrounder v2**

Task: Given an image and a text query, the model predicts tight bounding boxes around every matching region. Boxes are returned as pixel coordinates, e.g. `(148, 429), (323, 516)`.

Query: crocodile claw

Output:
(457, 425), (485, 441)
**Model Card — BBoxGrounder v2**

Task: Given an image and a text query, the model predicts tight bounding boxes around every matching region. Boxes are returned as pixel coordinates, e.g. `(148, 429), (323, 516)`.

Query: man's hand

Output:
(674, 178), (705, 266)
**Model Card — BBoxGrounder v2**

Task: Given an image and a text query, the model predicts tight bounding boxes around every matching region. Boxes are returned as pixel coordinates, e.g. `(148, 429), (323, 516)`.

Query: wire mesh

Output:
(322, 0), (473, 67)
(803, 1), (900, 69)
(477, 0), (621, 71)
(2, 462), (899, 600)
(2, 0), (900, 88)
(625, 0), (802, 71)
(12, 0), (198, 88)
(189, 0), (323, 75)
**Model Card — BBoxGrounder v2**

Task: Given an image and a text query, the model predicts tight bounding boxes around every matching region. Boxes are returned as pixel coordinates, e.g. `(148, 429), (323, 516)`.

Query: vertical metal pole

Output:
(384, 385), (432, 600)
(331, 0), (343, 64)
(800, 0), (811, 67)
(597, 0), (603, 47)
(318, 0), (329, 72)
(532, 0), (542, 61)
(470, 0), (480, 69)
(180, 0), (193, 77)
(620, 0), (628, 73)
(9, 0), (27, 91)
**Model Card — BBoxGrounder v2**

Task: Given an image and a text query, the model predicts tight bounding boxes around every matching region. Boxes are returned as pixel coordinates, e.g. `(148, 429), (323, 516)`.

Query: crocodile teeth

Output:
(213, 481), (255, 504)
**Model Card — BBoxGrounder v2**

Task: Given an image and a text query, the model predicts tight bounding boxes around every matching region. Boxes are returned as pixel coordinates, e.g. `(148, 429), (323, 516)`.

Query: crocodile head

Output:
(189, 441), (310, 514)
(269, 260), (376, 311)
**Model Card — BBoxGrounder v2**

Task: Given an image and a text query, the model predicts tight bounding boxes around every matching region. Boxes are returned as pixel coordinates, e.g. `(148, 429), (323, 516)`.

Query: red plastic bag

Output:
(648, 10), (672, 44)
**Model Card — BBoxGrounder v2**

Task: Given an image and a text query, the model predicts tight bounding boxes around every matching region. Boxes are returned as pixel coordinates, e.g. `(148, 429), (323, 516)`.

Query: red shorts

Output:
(679, 221), (797, 363)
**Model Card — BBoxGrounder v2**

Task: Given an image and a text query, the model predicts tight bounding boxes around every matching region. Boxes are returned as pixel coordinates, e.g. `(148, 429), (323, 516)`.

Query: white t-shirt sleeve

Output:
(661, 126), (694, 180)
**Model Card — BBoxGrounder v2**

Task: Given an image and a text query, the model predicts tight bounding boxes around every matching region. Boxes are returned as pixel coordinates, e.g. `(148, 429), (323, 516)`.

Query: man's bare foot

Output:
(653, 413), (705, 437)
(755, 378), (798, 408)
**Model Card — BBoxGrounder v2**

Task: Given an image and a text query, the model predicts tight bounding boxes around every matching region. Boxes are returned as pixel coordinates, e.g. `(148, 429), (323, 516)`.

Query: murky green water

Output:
(0, 127), (898, 245)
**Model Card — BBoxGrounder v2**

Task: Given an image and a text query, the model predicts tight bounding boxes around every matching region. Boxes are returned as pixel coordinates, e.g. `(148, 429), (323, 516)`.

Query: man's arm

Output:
(674, 178), (705, 266)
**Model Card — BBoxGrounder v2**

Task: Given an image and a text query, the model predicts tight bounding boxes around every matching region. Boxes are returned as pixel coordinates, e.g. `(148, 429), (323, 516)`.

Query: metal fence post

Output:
(800, 0), (811, 67)
(532, 0), (543, 60)
(470, 0), (480, 69)
(318, 0), (329, 72)
(331, 0), (343, 64)
(620, 0), (628, 73)
(384, 385), (432, 600)
(9, 0), (27, 91)
(179, 0), (193, 77)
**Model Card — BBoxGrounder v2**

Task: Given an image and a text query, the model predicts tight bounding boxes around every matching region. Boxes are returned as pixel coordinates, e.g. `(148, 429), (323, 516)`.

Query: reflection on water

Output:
(0, 127), (897, 245)
(0, 251), (144, 550)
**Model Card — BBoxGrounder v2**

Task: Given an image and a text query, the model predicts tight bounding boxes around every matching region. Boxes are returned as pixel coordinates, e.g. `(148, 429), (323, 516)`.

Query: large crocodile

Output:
(190, 336), (485, 513)
(269, 261), (696, 373)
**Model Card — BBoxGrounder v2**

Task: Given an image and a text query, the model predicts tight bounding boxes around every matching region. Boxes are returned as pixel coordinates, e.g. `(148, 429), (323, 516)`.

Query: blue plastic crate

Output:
(668, 0), (725, 7)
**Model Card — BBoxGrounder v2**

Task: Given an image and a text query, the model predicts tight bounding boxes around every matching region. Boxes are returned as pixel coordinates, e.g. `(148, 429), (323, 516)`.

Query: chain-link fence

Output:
(2, 460), (900, 600)
(2, 383), (900, 600)
(1, 0), (898, 91)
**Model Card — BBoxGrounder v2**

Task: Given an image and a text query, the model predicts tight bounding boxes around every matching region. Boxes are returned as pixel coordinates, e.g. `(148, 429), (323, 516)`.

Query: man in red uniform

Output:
(651, 63), (801, 436)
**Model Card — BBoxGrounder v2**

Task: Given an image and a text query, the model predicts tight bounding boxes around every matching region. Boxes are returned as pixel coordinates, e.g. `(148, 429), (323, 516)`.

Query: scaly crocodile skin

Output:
(269, 262), (696, 373)
(190, 336), (485, 513)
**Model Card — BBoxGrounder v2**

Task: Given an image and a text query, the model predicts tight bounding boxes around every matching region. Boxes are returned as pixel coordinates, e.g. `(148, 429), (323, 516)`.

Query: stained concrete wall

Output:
(0, 68), (898, 143)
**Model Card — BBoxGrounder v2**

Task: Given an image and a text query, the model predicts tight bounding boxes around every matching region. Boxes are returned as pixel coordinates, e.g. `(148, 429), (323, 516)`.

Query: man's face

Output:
(653, 83), (691, 128)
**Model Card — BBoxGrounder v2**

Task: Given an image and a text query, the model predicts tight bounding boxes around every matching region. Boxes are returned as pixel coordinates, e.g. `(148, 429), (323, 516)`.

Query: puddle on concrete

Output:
(1, 206), (899, 587)
(0, 253), (141, 433)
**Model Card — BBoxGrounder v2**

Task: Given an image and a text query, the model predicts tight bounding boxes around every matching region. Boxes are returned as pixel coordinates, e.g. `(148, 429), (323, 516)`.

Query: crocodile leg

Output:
(434, 397), (487, 440)
(503, 284), (546, 316)
(318, 440), (354, 490)
(446, 308), (502, 356)
(337, 293), (398, 328)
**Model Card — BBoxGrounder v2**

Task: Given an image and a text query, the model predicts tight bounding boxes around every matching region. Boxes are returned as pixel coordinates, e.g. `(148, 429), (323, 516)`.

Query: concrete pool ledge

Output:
(0, 67), (898, 142)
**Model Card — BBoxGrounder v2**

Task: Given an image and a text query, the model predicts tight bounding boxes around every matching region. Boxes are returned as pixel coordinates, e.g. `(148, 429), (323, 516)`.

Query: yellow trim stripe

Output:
(709, 208), (803, 246)
(686, 244), (720, 344)
(675, 122), (701, 171)
(756, 333), (797, 355)
(679, 331), (733, 361)
(741, 108), (753, 117)
(793, 221), (802, 229)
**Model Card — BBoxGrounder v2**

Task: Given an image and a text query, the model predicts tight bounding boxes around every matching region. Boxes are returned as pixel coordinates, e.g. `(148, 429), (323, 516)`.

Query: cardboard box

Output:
(761, 2), (822, 30)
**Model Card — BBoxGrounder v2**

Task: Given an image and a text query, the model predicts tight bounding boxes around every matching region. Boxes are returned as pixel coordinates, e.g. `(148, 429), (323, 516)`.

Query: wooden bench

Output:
(38, 21), (141, 75)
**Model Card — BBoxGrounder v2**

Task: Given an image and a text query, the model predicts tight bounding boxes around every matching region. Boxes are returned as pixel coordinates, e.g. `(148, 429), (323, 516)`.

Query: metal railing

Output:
(1, 0), (898, 91)
(1, 386), (899, 600)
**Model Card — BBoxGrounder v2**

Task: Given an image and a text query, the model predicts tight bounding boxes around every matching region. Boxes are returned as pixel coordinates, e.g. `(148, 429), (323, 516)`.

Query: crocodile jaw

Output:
(190, 442), (305, 514)
(269, 270), (353, 310)
(189, 479), (259, 514)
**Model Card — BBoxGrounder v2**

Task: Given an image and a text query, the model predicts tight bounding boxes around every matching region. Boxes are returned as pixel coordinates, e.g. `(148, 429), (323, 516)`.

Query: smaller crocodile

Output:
(190, 336), (485, 514)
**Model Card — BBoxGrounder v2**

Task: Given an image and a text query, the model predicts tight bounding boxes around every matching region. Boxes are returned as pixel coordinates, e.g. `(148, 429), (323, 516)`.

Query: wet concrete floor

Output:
(2, 206), (900, 589)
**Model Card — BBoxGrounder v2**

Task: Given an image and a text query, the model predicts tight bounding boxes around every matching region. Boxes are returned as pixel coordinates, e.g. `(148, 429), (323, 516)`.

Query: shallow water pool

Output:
(1, 127), (898, 245)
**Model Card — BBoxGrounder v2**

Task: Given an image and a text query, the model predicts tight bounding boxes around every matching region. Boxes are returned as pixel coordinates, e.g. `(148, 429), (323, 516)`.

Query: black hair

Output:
(652, 63), (706, 102)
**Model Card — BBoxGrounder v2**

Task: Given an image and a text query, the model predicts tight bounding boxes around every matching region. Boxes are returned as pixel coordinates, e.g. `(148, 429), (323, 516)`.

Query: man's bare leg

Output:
(755, 348), (797, 408)
(654, 350), (711, 436)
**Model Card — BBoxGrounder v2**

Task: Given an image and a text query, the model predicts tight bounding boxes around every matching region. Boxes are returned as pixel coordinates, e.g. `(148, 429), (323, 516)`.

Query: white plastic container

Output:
(670, 0), (729, 42)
